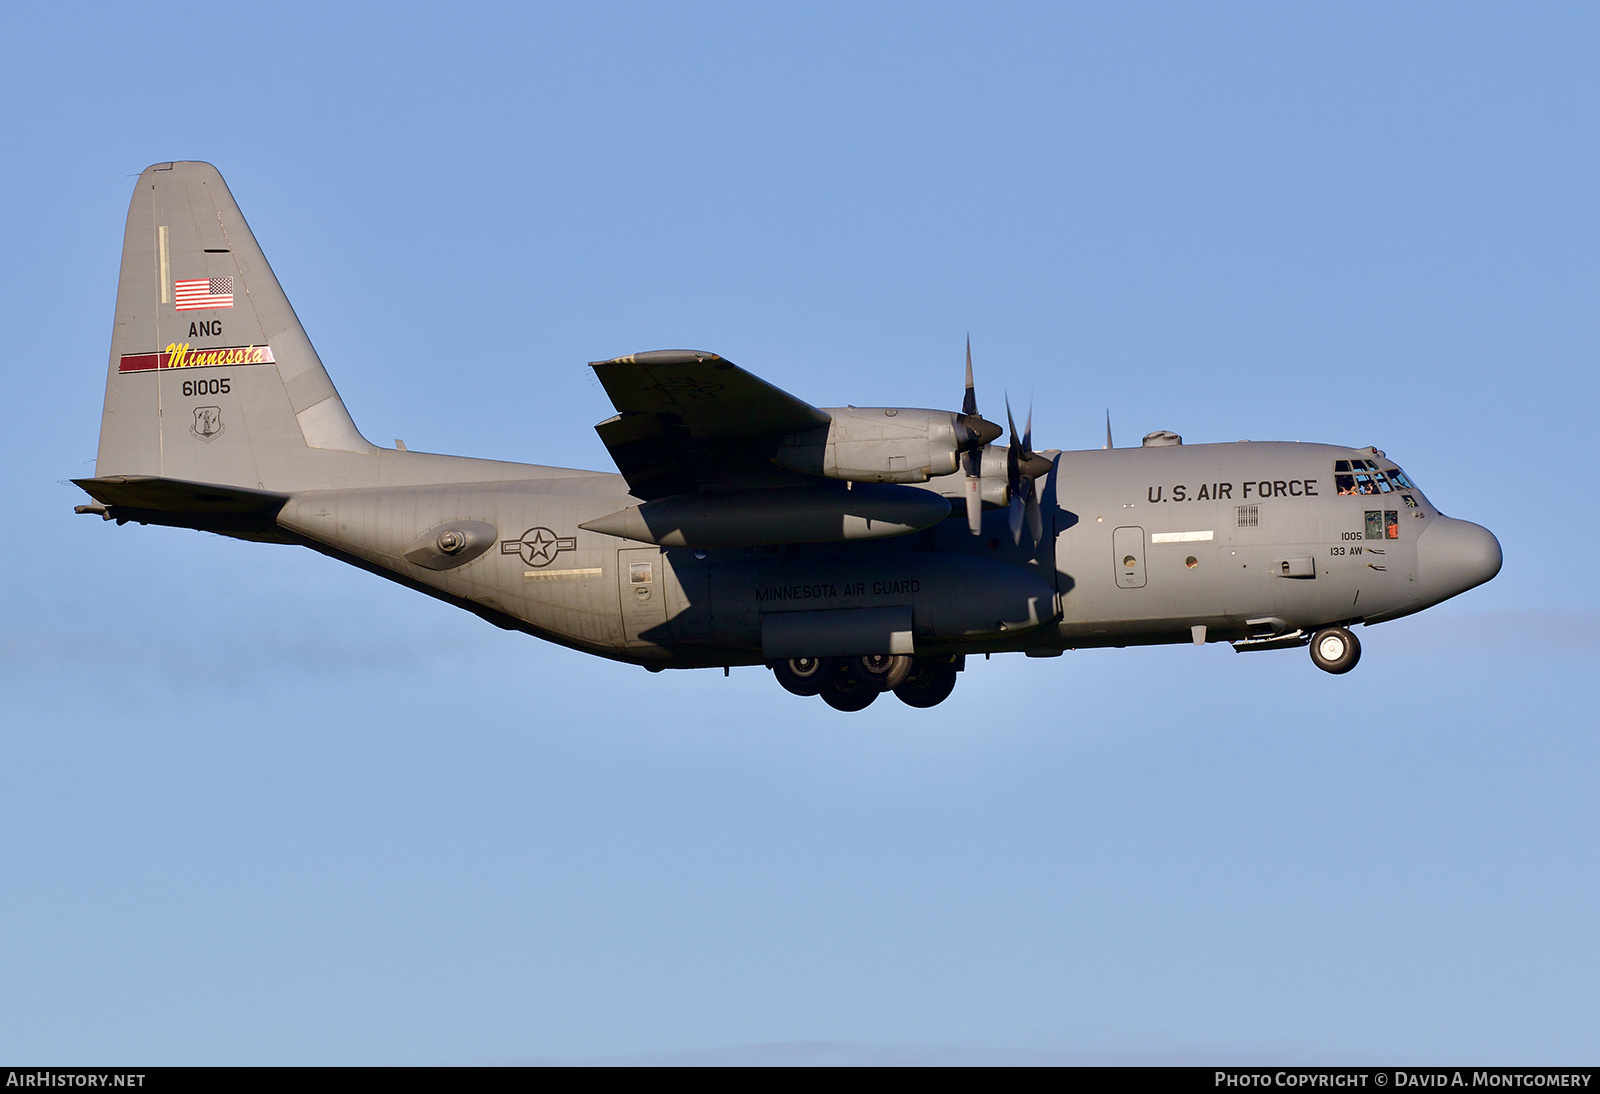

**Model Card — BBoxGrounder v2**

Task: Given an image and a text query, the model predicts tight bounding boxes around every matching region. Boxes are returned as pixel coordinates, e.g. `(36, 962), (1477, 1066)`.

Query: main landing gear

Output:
(1309, 626), (1361, 674)
(771, 655), (962, 710)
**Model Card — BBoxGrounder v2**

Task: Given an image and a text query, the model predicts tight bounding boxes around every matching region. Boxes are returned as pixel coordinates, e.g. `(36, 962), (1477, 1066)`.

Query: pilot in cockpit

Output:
(1336, 458), (1407, 495)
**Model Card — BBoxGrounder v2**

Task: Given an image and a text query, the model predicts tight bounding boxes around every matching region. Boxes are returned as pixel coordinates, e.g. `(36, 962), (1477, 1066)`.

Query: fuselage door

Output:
(1114, 526), (1147, 589)
(617, 546), (669, 646)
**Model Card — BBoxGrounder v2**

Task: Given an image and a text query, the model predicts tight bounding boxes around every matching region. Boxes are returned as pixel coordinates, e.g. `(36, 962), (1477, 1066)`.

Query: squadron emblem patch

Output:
(191, 405), (224, 442)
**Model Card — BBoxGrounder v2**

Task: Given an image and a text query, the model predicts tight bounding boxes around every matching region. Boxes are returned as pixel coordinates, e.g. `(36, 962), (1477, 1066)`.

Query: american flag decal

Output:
(174, 277), (234, 311)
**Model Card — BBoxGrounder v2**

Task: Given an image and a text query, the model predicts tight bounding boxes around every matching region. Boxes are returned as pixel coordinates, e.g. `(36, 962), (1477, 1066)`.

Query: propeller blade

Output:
(1104, 410), (1113, 451)
(960, 338), (990, 535)
(962, 336), (977, 418)
(1003, 395), (1025, 544)
(1025, 478), (1044, 546)
(956, 338), (1001, 452)
(965, 474), (983, 536)
(1024, 402), (1042, 544)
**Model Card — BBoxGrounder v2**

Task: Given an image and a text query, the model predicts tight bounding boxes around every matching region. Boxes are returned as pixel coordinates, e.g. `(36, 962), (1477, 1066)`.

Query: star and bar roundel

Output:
(501, 527), (576, 568)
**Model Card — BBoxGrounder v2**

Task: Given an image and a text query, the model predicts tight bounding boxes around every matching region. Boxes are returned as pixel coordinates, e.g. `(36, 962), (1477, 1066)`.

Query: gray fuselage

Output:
(268, 438), (1500, 668)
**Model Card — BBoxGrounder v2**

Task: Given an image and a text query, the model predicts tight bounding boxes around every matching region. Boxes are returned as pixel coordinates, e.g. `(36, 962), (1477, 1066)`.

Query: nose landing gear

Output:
(1309, 626), (1361, 674)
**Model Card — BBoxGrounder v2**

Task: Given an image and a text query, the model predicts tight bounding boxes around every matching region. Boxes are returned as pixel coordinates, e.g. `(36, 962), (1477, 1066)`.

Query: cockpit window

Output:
(1346, 469), (1385, 494)
(1366, 510), (1401, 539)
(1337, 459), (1414, 494)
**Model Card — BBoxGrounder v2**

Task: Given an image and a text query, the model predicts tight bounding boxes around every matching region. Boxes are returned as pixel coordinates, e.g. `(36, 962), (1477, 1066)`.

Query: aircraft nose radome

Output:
(1416, 517), (1502, 602)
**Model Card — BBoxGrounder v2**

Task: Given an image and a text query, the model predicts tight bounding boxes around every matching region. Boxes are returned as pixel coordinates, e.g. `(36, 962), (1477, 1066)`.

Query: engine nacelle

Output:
(773, 407), (962, 484)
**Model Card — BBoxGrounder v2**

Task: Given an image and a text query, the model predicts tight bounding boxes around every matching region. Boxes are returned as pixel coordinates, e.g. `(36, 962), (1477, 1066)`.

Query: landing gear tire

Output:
(893, 658), (959, 708)
(821, 665), (879, 712)
(848, 654), (914, 692)
(772, 656), (834, 696)
(1309, 627), (1361, 674)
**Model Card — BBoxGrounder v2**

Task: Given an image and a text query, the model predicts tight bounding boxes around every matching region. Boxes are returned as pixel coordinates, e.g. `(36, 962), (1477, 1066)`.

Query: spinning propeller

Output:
(1004, 396), (1051, 546)
(955, 339), (1051, 544)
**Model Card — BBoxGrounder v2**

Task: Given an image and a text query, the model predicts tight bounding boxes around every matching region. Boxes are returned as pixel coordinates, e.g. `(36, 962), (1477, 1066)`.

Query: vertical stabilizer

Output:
(96, 161), (372, 489)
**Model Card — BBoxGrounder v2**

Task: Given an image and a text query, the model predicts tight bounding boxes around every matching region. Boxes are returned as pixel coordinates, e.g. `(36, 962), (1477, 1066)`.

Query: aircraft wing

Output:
(590, 350), (831, 500)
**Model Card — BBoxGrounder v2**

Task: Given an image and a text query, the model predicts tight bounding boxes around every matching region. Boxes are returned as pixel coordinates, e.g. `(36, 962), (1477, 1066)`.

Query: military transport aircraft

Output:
(74, 162), (1502, 711)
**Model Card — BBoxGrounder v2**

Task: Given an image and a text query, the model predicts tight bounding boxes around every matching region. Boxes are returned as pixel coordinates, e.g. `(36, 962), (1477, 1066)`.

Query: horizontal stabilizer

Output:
(73, 475), (287, 513)
(73, 475), (291, 542)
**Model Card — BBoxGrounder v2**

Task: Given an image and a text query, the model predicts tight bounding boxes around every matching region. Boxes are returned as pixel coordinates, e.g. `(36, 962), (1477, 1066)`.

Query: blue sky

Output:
(1, 2), (1595, 1064)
